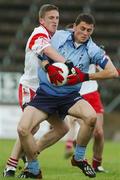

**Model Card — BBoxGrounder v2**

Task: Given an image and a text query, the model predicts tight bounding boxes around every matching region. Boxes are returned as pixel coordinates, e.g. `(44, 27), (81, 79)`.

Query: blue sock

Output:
(74, 144), (86, 161)
(27, 160), (40, 175)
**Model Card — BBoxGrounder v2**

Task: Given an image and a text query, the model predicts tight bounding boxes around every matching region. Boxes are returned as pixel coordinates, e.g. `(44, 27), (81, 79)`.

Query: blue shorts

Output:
(28, 88), (82, 118)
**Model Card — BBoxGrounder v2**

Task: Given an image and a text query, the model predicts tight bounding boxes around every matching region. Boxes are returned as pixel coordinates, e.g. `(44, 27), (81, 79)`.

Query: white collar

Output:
(74, 41), (82, 48)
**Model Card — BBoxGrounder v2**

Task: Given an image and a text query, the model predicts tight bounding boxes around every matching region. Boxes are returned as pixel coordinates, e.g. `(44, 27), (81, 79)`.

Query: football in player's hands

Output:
(47, 62), (69, 86)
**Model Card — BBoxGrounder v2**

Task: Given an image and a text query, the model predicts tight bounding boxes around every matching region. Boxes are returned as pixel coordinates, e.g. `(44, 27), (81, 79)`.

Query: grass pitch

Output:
(0, 139), (120, 180)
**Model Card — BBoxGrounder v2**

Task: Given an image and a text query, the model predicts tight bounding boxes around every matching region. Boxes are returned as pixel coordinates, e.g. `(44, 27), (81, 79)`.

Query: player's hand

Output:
(65, 60), (75, 74)
(45, 64), (64, 85)
(67, 67), (89, 85)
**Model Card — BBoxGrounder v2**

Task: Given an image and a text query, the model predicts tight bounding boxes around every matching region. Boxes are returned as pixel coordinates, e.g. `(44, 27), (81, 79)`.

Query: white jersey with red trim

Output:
(20, 25), (51, 91)
(80, 64), (98, 95)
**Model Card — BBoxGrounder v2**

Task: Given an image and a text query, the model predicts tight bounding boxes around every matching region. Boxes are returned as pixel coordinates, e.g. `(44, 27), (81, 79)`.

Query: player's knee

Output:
(17, 124), (29, 137)
(86, 113), (97, 128)
(94, 128), (104, 139)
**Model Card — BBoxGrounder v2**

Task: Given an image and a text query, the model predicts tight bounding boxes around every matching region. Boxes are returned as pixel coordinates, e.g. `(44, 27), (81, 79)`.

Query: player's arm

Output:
(29, 33), (74, 85)
(38, 54), (75, 85)
(67, 56), (118, 86)
(40, 45), (66, 72)
(41, 46), (74, 74)
(29, 32), (66, 63)
(31, 34), (74, 72)
(43, 46), (66, 63)
(89, 56), (118, 80)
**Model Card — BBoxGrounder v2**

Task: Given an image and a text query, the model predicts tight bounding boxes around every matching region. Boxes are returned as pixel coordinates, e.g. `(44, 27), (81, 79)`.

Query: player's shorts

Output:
(82, 91), (104, 113)
(18, 84), (36, 111)
(28, 88), (82, 118)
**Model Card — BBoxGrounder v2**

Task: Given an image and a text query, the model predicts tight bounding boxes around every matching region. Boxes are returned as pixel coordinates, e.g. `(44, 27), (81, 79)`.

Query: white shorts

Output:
(18, 84), (36, 111)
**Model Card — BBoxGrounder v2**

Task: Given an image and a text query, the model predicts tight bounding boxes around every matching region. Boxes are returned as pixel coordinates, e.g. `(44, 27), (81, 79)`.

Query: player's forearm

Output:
(89, 71), (115, 80)
(43, 46), (66, 63)
(89, 66), (118, 80)
(89, 59), (119, 80)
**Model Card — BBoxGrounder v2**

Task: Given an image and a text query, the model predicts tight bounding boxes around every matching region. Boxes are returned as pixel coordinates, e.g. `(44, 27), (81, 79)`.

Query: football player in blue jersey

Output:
(17, 13), (118, 179)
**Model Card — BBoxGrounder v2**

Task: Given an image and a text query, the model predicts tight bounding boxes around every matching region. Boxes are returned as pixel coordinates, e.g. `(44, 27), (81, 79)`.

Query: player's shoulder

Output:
(32, 26), (49, 37)
(53, 29), (71, 38)
(51, 30), (71, 48)
(87, 38), (105, 56)
(87, 38), (100, 50)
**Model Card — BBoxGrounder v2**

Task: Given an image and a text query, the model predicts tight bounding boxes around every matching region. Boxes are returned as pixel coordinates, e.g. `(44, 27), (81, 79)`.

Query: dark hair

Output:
(65, 23), (74, 29)
(39, 4), (59, 19)
(75, 13), (95, 26)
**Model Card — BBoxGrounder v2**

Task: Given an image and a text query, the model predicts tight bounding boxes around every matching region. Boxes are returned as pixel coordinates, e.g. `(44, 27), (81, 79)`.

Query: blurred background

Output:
(0, 0), (120, 140)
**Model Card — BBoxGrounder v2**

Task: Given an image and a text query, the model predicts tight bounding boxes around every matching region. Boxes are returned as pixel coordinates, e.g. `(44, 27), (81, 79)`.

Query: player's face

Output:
(73, 21), (94, 43)
(40, 10), (59, 35)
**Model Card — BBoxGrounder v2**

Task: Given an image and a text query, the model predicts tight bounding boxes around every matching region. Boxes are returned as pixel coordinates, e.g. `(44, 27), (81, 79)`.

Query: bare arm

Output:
(89, 58), (119, 80)
(43, 46), (66, 63)
(41, 46), (73, 73)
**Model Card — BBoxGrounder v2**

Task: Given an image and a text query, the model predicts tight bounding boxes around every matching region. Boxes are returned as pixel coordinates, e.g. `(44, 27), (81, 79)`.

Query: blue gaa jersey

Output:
(38, 30), (108, 96)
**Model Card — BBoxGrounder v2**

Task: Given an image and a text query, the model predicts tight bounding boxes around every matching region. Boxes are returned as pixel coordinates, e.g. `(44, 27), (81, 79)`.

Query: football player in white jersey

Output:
(3, 4), (71, 178)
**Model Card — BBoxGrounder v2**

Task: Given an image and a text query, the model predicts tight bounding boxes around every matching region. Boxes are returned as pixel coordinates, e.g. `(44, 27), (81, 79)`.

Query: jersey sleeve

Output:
(28, 28), (51, 55)
(87, 39), (108, 69)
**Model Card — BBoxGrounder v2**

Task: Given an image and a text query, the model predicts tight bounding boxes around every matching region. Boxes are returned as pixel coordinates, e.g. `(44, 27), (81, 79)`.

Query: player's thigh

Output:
(18, 105), (48, 131)
(68, 99), (97, 121)
(48, 113), (68, 131)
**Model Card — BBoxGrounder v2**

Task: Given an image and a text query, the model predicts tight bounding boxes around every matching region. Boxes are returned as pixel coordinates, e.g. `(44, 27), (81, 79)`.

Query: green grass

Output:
(1, 139), (120, 180)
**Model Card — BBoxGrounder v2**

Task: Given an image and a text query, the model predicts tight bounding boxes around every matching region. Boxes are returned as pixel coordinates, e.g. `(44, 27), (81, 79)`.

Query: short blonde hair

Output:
(39, 4), (59, 19)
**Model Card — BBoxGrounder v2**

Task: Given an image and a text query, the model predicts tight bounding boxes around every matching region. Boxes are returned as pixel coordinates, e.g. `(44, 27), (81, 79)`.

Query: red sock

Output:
(7, 157), (18, 169)
(92, 157), (102, 169)
(66, 140), (73, 150)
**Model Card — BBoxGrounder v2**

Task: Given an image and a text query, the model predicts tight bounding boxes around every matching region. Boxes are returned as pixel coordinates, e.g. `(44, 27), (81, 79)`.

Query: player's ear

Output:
(90, 26), (94, 35)
(39, 18), (44, 25)
(73, 23), (76, 31)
